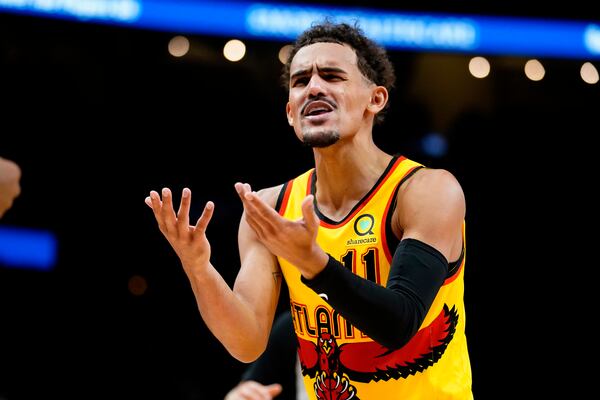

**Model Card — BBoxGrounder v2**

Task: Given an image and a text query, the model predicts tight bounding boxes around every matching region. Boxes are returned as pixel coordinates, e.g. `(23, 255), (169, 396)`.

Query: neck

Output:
(312, 136), (392, 220)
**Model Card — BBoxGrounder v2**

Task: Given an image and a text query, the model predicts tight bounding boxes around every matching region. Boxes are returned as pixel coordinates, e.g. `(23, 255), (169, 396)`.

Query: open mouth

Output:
(302, 100), (334, 118)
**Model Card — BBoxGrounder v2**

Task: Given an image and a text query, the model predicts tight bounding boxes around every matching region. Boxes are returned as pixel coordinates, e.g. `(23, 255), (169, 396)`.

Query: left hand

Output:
(235, 182), (328, 279)
(144, 187), (215, 276)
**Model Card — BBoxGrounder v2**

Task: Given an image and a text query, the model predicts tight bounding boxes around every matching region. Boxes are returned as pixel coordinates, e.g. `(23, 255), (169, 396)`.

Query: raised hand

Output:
(235, 182), (328, 279)
(145, 187), (214, 273)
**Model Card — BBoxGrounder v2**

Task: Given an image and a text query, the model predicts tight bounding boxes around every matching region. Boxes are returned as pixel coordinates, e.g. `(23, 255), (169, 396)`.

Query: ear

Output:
(367, 86), (388, 114)
(286, 101), (294, 126)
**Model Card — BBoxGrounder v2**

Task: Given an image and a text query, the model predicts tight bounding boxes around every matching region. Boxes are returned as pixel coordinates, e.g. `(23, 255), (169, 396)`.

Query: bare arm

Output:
(396, 168), (466, 263)
(145, 185), (282, 362)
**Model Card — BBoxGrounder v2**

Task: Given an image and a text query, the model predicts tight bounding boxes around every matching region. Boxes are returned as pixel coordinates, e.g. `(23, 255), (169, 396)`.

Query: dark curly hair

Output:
(281, 20), (396, 125)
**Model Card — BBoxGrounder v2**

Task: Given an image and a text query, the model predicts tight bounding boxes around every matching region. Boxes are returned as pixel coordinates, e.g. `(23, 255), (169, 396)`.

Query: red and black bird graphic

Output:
(296, 304), (458, 399)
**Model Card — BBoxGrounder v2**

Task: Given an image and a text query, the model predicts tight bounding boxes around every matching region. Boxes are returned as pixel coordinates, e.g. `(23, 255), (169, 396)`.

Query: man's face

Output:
(286, 42), (375, 148)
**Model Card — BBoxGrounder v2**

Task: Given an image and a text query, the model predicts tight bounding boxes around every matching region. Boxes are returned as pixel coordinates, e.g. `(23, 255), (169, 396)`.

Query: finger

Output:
(225, 382), (255, 400)
(243, 208), (266, 239)
(301, 194), (320, 232)
(176, 187), (191, 233)
(149, 190), (163, 217)
(144, 196), (152, 208)
(149, 190), (169, 233)
(149, 190), (161, 206)
(235, 182), (254, 213)
(234, 181), (250, 203)
(243, 190), (281, 229)
(235, 183), (276, 239)
(240, 381), (275, 400)
(160, 187), (177, 233)
(194, 201), (214, 233)
(235, 183), (263, 229)
(240, 193), (277, 239)
(265, 383), (283, 397)
(234, 181), (245, 195)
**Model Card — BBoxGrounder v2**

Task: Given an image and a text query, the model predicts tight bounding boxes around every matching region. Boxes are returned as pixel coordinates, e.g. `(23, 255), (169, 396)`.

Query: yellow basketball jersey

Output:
(276, 155), (472, 399)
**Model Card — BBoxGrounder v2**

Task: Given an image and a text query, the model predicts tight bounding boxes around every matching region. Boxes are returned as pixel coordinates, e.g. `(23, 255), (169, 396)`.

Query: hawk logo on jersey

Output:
(296, 304), (458, 399)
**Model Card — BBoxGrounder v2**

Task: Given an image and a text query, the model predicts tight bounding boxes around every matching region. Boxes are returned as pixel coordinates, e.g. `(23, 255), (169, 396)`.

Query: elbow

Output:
(229, 340), (268, 364)
(232, 352), (260, 364)
(225, 319), (272, 363)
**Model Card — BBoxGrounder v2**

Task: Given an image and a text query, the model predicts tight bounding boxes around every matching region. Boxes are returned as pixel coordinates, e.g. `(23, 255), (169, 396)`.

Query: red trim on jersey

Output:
(380, 164), (422, 263)
(443, 257), (465, 285)
(316, 156), (406, 229)
(381, 191), (397, 264)
(306, 170), (314, 196)
(278, 180), (294, 216)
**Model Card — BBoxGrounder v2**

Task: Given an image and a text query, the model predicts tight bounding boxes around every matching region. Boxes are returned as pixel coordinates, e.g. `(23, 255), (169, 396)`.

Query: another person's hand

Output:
(225, 380), (283, 400)
(145, 187), (214, 274)
(0, 157), (21, 218)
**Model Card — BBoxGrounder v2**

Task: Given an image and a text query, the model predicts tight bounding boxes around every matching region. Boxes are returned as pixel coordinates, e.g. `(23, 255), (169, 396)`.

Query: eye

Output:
(292, 77), (309, 87)
(324, 74), (343, 81)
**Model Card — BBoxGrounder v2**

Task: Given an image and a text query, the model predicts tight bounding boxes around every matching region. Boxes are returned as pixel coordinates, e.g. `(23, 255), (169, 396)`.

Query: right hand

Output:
(235, 183), (328, 279)
(145, 187), (214, 273)
(224, 381), (283, 400)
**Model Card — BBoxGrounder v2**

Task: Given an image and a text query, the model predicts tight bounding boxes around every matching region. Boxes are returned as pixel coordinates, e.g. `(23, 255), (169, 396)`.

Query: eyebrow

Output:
(290, 66), (347, 80)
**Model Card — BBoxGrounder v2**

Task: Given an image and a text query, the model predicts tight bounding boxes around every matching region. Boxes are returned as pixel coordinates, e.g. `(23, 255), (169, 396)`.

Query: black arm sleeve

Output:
(241, 312), (297, 398)
(301, 238), (448, 349)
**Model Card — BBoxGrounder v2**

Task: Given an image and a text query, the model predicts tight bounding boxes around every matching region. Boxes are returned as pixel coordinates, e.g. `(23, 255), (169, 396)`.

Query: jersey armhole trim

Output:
(275, 180), (293, 216)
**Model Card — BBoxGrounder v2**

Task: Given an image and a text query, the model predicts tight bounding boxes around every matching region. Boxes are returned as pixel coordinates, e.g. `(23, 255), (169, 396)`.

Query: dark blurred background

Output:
(1, 1), (597, 399)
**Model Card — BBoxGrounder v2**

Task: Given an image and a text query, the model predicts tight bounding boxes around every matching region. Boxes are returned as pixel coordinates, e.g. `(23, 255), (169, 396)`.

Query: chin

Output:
(302, 129), (340, 148)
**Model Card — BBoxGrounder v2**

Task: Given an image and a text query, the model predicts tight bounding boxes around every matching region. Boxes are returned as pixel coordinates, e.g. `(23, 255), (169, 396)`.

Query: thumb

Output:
(301, 195), (319, 231)
(265, 383), (283, 397)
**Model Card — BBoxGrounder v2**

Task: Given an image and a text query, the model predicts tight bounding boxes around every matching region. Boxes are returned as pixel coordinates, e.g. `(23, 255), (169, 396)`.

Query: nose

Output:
(306, 75), (326, 98)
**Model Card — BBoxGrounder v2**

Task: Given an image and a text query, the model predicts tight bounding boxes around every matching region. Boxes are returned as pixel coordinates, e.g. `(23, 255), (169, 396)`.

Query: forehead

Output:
(290, 42), (358, 72)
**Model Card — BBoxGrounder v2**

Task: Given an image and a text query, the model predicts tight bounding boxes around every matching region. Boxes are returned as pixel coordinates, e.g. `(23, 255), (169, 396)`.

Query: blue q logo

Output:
(354, 214), (375, 236)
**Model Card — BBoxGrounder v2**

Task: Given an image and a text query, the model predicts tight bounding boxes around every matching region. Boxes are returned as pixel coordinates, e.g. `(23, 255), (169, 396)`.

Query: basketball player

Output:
(146, 21), (472, 399)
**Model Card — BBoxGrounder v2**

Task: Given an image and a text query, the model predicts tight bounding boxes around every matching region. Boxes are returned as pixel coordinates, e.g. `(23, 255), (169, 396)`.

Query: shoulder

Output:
(406, 168), (463, 196)
(254, 168), (312, 210)
(255, 184), (286, 209)
(398, 168), (465, 214)
(395, 168), (465, 259)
